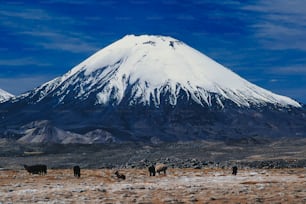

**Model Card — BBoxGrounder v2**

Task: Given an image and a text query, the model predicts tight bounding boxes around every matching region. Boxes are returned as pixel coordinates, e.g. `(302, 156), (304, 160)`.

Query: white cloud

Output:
(0, 58), (51, 67)
(0, 3), (101, 54)
(269, 79), (279, 83)
(146, 16), (164, 20)
(19, 31), (100, 53)
(269, 66), (306, 75)
(242, 0), (306, 51)
(0, 7), (51, 20)
(176, 14), (195, 21)
(42, 0), (99, 5)
(243, 0), (306, 16)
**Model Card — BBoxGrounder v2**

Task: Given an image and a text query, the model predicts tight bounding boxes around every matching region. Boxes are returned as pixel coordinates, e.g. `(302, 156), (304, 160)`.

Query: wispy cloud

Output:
(0, 58), (51, 67)
(176, 14), (195, 21)
(269, 65), (306, 75)
(242, 0), (306, 51)
(243, 0), (306, 16)
(129, 0), (150, 5)
(20, 31), (100, 53)
(0, 7), (51, 20)
(42, 0), (102, 5)
(0, 2), (100, 54)
(146, 15), (164, 20)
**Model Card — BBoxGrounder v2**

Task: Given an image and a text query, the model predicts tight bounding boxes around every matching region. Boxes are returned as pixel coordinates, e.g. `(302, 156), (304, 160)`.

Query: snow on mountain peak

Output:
(0, 88), (14, 103)
(29, 34), (301, 108)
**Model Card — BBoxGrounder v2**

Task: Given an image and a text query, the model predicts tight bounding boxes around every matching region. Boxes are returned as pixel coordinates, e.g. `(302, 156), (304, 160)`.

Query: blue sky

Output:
(0, 0), (305, 103)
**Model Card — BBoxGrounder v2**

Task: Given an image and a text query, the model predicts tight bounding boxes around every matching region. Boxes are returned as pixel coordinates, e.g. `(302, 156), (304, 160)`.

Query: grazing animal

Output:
(114, 171), (126, 180)
(155, 163), (167, 175)
(24, 164), (47, 175)
(73, 165), (81, 178)
(148, 165), (156, 176)
(232, 166), (238, 175)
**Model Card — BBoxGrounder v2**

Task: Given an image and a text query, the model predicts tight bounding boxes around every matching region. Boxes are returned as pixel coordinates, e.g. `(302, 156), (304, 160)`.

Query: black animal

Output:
(24, 164), (47, 175)
(148, 165), (156, 176)
(232, 166), (238, 175)
(73, 165), (81, 178)
(115, 171), (126, 180)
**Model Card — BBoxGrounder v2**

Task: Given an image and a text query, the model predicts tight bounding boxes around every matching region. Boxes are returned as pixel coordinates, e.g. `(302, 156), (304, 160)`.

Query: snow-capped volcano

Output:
(1, 35), (305, 143)
(21, 34), (299, 108)
(0, 88), (14, 103)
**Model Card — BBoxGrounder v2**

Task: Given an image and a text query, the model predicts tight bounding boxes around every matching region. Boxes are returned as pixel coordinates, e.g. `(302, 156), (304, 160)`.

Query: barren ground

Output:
(0, 168), (305, 203)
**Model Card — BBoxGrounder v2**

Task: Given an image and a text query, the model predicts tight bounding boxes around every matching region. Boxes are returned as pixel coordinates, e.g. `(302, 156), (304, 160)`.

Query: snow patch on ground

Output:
(0, 168), (305, 203)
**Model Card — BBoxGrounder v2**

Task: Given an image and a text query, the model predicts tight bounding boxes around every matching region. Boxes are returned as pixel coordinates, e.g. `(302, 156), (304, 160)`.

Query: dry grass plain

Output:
(0, 168), (305, 204)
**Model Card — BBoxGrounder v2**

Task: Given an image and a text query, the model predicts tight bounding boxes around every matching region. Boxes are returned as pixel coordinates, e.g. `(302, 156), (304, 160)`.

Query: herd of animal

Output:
(23, 164), (238, 179)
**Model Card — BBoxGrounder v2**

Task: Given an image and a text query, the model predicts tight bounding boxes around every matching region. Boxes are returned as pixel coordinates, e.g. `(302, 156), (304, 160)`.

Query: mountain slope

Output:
(0, 88), (14, 103)
(17, 120), (116, 144)
(0, 35), (305, 143)
(16, 35), (299, 108)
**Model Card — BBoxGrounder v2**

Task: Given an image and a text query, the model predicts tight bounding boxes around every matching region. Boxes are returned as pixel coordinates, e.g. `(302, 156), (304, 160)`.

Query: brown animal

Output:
(115, 171), (126, 180)
(155, 163), (167, 175)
